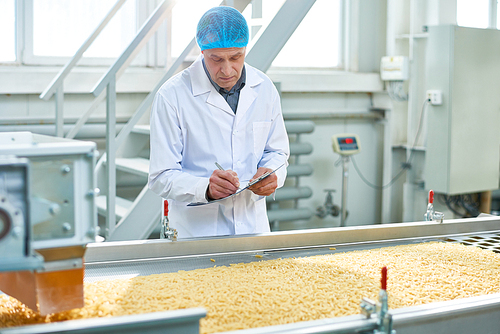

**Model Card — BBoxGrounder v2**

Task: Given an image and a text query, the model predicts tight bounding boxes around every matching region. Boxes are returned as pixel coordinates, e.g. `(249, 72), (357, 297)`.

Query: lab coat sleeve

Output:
(148, 91), (209, 203)
(257, 91), (290, 189)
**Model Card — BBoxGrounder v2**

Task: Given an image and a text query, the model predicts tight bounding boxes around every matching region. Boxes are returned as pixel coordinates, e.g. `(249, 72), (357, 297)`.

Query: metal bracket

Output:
(360, 296), (396, 334)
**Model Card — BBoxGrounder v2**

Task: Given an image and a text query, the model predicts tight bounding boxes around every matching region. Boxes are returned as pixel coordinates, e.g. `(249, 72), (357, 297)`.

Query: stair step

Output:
(115, 157), (149, 177)
(132, 125), (150, 135)
(95, 196), (133, 221)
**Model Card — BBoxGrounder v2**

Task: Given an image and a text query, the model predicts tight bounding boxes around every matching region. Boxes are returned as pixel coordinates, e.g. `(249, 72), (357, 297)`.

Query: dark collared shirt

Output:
(202, 58), (246, 113)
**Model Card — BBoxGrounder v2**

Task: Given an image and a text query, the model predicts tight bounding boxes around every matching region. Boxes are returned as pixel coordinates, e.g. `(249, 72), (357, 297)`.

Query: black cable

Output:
(443, 194), (467, 217)
(351, 99), (430, 190)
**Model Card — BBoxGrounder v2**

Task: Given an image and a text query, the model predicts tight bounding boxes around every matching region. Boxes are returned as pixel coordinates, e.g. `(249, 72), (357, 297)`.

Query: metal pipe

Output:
(283, 111), (385, 120)
(286, 164), (313, 177)
(106, 79), (117, 238)
(266, 186), (312, 202)
(290, 143), (313, 155)
(267, 208), (314, 222)
(284, 120), (315, 134)
(55, 85), (64, 137)
(341, 156), (349, 227)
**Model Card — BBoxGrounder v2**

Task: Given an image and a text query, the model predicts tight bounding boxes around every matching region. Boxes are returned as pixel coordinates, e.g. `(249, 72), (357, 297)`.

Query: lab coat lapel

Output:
(207, 90), (234, 116)
(234, 65), (263, 126)
(190, 55), (234, 116)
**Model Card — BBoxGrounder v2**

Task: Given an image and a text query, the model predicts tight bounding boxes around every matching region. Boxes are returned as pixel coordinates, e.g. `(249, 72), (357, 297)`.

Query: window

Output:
(31, 0), (136, 58)
(457, 0), (500, 29)
(457, 0), (489, 28)
(498, 0), (500, 28)
(170, 0), (343, 69)
(2, 0), (343, 70)
(0, 0), (16, 62)
(272, 0), (342, 68)
(25, 0), (140, 65)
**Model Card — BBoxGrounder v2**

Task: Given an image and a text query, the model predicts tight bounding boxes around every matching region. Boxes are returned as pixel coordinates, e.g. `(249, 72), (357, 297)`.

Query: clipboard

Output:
(187, 164), (285, 207)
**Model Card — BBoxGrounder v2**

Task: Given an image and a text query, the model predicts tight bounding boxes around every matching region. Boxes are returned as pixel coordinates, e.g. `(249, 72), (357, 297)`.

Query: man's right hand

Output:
(207, 170), (240, 200)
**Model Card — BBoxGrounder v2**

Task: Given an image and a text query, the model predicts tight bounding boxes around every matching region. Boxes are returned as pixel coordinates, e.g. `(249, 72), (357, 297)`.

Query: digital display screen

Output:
(338, 137), (358, 151)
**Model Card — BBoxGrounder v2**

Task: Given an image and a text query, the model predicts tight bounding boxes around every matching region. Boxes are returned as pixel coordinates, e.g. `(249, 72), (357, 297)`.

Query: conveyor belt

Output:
(84, 238), (434, 283)
(84, 216), (500, 284)
(4, 216), (500, 334)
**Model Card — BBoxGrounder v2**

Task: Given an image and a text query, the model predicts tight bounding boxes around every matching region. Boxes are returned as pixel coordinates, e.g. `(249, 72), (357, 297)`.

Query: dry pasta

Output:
(1, 242), (500, 333)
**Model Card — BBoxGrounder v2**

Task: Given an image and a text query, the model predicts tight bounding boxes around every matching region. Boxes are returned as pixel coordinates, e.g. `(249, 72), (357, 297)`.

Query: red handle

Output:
(428, 190), (434, 204)
(163, 200), (169, 216)
(381, 266), (387, 290)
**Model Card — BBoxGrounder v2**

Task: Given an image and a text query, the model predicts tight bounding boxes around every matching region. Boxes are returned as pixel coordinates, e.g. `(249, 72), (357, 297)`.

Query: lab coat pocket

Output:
(253, 121), (272, 156)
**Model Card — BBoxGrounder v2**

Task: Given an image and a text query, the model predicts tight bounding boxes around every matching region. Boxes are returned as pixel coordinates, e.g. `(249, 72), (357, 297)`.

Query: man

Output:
(148, 6), (289, 238)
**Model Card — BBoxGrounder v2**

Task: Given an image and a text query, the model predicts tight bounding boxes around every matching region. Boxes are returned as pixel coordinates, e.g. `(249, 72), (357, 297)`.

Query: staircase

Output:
(40, 0), (318, 241)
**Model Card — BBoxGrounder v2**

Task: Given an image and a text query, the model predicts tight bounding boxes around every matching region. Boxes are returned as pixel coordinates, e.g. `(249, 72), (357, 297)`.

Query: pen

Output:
(215, 162), (224, 171)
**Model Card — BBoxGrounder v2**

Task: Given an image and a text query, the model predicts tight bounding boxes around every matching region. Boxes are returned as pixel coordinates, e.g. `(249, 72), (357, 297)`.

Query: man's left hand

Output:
(248, 167), (278, 196)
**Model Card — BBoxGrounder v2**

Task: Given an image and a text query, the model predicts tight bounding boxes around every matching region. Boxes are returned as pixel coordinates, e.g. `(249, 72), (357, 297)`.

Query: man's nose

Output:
(220, 62), (231, 76)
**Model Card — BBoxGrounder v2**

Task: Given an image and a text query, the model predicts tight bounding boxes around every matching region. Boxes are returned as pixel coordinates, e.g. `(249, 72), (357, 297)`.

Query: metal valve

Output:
(316, 189), (340, 218)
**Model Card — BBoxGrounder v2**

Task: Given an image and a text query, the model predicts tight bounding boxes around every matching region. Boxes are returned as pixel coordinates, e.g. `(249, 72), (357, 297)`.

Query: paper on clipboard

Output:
(187, 164), (285, 207)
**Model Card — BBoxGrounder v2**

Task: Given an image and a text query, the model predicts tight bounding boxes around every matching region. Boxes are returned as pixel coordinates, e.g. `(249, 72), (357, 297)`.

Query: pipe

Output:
(287, 164), (313, 177)
(266, 186), (312, 202)
(267, 208), (314, 222)
(284, 120), (315, 134)
(290, 143), (313, 155)
(283, 110), (385, 120)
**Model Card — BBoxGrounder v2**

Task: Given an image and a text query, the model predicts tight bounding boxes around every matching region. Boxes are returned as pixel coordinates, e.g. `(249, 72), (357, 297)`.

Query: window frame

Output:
(7, 0), (166, 67)
(4, 0), (345, 71)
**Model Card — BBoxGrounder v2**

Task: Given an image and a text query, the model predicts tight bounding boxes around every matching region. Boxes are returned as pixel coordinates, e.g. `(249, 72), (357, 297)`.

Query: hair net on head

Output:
(196, 6), (249, 51)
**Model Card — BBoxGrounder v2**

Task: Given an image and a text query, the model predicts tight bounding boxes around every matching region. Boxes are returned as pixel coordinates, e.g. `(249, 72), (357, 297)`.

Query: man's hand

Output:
(207, 170), (240, 200)
(248, 167), (277, 196)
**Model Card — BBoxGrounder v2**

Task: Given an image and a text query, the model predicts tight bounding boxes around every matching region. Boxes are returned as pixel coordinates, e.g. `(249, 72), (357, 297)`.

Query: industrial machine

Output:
(0, 132), (97, 315)
(2, 214), (500, 333)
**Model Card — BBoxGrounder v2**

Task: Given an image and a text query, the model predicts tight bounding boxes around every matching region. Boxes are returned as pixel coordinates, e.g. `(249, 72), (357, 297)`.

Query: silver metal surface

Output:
(85, 216), (500, 264)
(0, 308), (206, 334)
(0, 157), (43, 271)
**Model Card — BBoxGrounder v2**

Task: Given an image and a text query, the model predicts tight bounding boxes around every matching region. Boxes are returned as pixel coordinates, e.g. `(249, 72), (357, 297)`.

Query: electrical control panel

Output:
(380, 56), (409, 81)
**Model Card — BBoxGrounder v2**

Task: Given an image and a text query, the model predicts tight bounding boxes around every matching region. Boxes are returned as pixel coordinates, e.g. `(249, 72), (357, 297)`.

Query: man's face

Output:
(202, 47), (246, 91)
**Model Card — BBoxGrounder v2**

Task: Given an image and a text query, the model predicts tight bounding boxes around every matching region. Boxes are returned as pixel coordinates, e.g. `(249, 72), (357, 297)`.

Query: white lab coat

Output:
(148, 55), (289, 238)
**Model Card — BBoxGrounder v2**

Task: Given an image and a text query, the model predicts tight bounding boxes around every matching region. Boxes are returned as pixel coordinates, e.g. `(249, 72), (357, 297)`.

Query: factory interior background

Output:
(1, 0), (500, 240)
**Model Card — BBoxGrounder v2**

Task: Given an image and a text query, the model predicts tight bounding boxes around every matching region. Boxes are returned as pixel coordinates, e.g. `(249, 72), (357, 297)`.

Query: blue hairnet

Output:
(196, 6), (249, 51)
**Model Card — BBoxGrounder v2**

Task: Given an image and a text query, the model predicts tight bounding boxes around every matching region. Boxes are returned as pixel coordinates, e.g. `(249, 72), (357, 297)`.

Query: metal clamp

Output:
(161, 218), (178, 241)
(360, 295), (395, 334)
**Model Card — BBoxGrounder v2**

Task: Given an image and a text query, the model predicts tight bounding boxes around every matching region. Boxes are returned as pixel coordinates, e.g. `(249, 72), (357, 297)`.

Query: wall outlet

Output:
(426, 90), (442, 105)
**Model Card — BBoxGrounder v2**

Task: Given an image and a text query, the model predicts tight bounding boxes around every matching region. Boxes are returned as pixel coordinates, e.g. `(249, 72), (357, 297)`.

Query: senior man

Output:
(148, 6), (289, 238)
